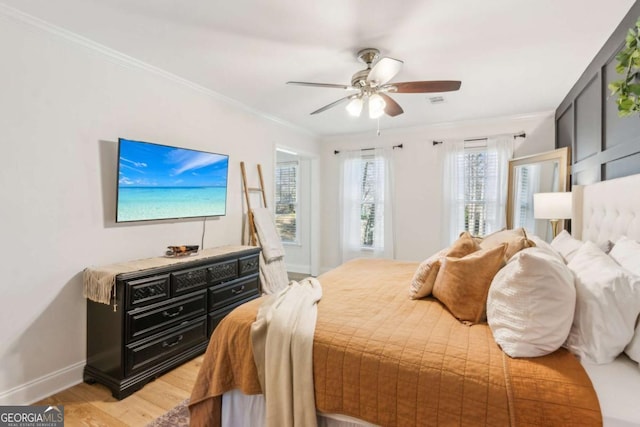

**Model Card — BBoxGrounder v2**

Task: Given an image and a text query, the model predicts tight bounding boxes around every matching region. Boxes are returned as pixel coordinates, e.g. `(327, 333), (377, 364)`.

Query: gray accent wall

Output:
(556, 1), (640, 185)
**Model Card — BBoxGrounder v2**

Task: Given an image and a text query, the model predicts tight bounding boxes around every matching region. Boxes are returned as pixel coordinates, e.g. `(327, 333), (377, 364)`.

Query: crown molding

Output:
(0, 2), (316, 138)
(321, 110), (555, 141)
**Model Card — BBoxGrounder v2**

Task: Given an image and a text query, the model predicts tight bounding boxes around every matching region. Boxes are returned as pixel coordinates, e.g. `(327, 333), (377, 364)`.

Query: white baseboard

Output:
(0, 361), (85, 405)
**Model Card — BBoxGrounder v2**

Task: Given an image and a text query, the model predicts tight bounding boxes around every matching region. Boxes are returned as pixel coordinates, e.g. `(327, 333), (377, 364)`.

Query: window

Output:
(340, 148), (394, 262)
(274, 161), (298, 243)
(516, 165), (530, 227)
(512, 163), (540, 232)
(442, 137), (513, 244)
(360, 155), (380, 247)
(462, 147), (494, 237)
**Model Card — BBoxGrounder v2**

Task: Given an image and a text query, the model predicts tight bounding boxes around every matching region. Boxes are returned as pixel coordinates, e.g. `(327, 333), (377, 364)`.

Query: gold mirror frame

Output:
(506, 147), (570, 230)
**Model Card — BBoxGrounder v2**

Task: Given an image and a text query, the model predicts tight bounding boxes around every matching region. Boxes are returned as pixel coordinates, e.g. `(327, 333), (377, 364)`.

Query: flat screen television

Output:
(116, 138), (229, 222)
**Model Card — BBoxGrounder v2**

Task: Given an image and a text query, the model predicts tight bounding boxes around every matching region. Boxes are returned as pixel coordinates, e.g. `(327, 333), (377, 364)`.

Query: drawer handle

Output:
(162, 335), (184, 348)
(162, 306), (184, 318)
(231, 285), (245, 295)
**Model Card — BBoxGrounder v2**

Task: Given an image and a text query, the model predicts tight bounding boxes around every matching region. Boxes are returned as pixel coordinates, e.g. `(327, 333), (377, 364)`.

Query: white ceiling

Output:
(2, 0), (635, 136)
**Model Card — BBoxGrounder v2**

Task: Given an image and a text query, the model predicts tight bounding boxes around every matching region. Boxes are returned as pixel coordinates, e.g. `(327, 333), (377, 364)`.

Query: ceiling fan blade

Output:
(366, 57), (403, 86)
(287, 81), (355, 90)
(310, 95), (355, 115)
(379, 93), (403, 117)
(389, 80), (462, 93)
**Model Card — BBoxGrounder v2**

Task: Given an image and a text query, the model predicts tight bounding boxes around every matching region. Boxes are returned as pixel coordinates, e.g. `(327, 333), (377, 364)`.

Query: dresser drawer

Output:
(208, 274), (259, 311)
(126, 290), (207, 343)
(125, 317), (207, 376)
(238, 254), (260, 276)
(207, 296), (258, 336)
(125, 275), (170, 309)
(171, 267), (208, 296)
(207, 259), (238, 285)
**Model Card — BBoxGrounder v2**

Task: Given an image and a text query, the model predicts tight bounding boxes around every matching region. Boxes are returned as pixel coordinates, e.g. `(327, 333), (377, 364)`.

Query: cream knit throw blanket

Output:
(251, 277), (322, 427)
(259, 251), (289, 295)
(250, 208), (289, 294)
(251, 207), (285, 261)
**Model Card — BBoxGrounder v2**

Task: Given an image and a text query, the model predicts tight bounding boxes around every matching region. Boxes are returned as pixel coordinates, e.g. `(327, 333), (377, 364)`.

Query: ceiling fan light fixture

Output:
(346, 97), (363, 116)
(287, 48), (462, 119)
(369, 93), (386, 119)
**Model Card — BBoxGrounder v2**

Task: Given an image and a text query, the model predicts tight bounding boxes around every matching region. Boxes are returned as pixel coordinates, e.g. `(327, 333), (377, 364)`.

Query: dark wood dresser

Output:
(83, 246), (261, 399)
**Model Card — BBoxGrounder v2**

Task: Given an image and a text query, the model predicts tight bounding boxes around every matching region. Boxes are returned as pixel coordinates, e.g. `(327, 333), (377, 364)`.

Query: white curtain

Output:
(441, 140), (466, 247)
(484, 136), (514, 234)
(441, 136), (513, 246)
(339, 147), (394, 263)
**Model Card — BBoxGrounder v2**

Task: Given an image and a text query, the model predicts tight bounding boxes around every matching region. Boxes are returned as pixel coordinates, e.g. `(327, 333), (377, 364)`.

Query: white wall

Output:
(0, 12), (318, 404)
(319, 112), (555, 271)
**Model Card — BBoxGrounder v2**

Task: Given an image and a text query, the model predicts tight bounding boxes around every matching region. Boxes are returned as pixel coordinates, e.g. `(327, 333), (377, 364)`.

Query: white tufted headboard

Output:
(572, 173), (640, 243)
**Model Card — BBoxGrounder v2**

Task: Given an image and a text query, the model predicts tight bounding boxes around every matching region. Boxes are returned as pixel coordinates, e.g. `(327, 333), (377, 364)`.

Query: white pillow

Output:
(487, 246), (575, 358)
(609, 236), (640, 364)
(528, 235), (564, 263)
(626, 330), (640, 365)
(550, 230), (583, 263)
(609, 236), (640, 277)
(566, 241), (640, 364)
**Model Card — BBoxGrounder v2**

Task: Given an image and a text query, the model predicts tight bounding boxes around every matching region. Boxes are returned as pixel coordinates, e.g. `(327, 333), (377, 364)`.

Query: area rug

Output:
(145, 398), (189, 427)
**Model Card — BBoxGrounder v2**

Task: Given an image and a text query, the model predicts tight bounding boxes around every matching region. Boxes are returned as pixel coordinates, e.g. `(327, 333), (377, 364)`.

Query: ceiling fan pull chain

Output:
(377, 118), (381, 136)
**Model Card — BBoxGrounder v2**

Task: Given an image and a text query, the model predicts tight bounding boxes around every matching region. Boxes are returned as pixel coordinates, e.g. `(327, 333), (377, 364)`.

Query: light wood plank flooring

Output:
(288, 272), (312, 282)
(35, 355), (203, 426)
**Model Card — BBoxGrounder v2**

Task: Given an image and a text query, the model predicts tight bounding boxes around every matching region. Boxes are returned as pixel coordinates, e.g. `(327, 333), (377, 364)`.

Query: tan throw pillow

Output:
(432, 244), (507, 324)
(447, 231), (480, 258)
(409, 248), (448, 299)
(479, 228), (534, 260)
(409, 233), (479, 300)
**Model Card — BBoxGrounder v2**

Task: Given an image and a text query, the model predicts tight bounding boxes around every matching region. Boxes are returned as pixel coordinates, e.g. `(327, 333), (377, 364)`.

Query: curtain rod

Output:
(432, 131), (526, 146)
(334, 143), (403, 155)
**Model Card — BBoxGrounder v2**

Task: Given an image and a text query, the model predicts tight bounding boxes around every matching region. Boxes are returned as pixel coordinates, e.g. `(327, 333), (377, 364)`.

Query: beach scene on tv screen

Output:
(117, 140), (228, 222)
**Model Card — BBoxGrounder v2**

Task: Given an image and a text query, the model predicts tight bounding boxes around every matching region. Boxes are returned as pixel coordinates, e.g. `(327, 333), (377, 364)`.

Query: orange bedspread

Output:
(189, 258), (601, 426)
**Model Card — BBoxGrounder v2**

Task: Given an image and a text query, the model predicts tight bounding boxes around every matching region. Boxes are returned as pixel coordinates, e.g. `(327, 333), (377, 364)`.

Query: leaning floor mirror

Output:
(506, 147), (570, 241)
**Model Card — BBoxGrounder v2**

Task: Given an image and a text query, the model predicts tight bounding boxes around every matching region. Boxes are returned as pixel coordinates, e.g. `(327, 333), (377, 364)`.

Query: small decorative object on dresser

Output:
(82, 245), (261, 399)
(166, 245), (199, 257)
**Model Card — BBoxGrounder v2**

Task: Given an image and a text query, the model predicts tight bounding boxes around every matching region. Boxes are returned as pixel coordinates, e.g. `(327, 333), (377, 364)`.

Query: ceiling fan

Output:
(287, 48), (461, 118)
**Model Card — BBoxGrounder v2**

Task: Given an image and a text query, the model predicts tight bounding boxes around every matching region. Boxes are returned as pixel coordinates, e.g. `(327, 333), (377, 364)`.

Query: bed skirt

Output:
(221, 390), (377, 427)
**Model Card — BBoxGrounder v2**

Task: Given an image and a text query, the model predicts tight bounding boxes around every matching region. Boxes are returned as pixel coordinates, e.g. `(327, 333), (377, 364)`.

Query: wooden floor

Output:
(288, 272), (312, 281)
(36, 355), (203, 427)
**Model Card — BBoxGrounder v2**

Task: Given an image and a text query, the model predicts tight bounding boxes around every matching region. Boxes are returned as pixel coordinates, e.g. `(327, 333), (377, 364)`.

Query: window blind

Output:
(462, 147), (499, 237)
(360, 155), (381, 247)
(275, 161), (298, 242)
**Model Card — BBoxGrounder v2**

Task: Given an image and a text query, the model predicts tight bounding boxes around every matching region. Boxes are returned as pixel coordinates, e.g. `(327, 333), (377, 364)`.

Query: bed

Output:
(189, 173), (640, 427)
(572, 174), (640, 427)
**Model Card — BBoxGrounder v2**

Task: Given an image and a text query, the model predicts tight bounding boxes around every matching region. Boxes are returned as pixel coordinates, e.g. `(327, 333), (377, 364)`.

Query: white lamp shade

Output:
(533, 192), (572, 219)
(368, 93), (386, 119)
(346, 97), (363, 116)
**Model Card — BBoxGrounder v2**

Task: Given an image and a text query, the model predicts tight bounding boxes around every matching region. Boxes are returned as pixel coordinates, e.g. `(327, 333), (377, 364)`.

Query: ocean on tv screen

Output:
(117, 139), (228, 222)
(117, 186), (227, 221)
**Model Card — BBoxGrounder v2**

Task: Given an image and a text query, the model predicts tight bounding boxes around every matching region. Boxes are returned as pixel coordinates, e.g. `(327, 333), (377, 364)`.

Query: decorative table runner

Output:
(83, 246), (256, 305)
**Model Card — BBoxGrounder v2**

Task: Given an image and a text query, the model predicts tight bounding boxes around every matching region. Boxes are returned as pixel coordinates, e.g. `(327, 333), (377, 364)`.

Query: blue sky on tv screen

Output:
(118, 139), (228, 188)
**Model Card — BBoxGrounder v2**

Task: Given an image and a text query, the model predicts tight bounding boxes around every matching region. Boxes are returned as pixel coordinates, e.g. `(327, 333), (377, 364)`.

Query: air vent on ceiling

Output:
(428, 96), (445, 104)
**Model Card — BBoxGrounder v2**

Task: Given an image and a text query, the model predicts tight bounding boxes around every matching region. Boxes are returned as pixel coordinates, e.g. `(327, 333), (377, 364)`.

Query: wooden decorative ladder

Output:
(240, 162), (267, 246)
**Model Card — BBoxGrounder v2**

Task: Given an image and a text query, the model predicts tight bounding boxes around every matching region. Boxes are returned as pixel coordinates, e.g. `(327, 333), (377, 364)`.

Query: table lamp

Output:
(533, 192), (572, 238)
